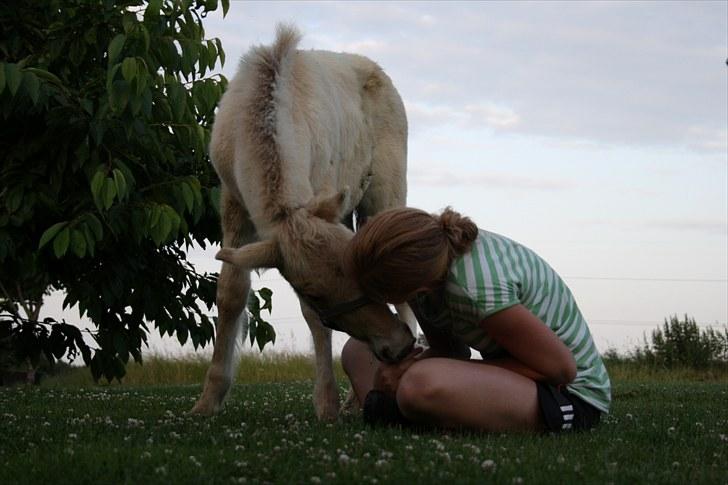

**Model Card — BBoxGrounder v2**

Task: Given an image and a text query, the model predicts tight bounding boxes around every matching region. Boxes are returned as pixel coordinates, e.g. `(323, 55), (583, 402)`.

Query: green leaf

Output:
(113, 332), (128, 361)
(53, 227), (70, 258)
(106, 63), (121, 92)
(255, 320), (275, 351)
(121, 57), (137, 82)
(81, 224), (96, 257)
(222, 0), (230, 16)
(0, 63), (5, 93)
(71, 229), (87, 258)
(205, 41), (216, 71)
(23, 72), (40, 104)
(109, 80), (130, 113)
(145, 0), (161, 20)
(90, 171), (105, 210)
(5, 63), (22, 96)
(122, 12), (135, 34)
(5, 188), (22, 213)
(86, 214), (103, 241)
(102, 178), (117, 210)
(24, 68), (63, 87)
(140, 24), (150, 53)
(216, 38), (225, 67)
(107, 34), (126, 66)
(258, 287), (273, 313)
(150, 204), (162, 228)
(112, 169), (127, 201)
(197, 44), (208, 77)
(158, 210), (172, 242)
(177, 324), (188, 346)
(209, 186), (221, 215)
(39, 222), (68, 249)
(180, 182), (194, 213)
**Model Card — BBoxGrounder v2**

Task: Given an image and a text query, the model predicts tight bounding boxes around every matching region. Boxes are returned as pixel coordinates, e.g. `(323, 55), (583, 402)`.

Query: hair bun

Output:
(439, 207), (478, 258)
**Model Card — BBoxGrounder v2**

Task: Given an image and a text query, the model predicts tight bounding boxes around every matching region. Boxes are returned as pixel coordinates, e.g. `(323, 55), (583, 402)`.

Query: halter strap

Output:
(298, 294), (373, 332)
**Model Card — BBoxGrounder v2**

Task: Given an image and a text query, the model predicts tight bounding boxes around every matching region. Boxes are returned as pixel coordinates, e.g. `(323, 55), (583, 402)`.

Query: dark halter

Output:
(296, 293), (373, 332)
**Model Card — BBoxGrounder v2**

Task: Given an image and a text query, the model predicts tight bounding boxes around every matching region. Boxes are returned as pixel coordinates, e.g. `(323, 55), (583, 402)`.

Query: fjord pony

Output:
(191, 25), (415, 420)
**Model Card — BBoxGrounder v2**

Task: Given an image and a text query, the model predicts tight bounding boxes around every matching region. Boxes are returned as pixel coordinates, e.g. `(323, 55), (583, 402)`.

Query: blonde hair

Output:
(343, 207), (478, 302)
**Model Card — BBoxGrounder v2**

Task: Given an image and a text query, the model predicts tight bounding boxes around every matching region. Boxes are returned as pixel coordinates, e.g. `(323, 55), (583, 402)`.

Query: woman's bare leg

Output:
(396, 358), (542, 432)
(341, 338), (379, 407)
(343, 340), (543, 432)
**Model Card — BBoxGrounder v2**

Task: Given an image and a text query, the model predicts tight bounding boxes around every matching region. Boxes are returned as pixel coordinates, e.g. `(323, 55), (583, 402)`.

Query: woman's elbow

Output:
(557, 354), (577, 385)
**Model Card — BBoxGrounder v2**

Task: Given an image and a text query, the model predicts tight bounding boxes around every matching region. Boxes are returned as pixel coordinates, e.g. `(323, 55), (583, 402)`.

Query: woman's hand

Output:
(372, 347), (423, 396)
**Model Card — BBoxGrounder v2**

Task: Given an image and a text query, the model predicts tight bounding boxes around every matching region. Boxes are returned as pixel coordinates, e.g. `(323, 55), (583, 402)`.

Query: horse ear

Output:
(215, 240), (280, 269)
(308, 187), (350, 223)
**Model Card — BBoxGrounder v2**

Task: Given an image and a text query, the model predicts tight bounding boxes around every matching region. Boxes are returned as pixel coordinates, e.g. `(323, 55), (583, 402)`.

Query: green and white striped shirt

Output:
(444, 230), (611, 413)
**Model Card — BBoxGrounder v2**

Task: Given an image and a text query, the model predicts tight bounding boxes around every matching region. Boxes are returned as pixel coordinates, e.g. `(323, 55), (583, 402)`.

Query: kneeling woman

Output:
(341, 207), (610, 433)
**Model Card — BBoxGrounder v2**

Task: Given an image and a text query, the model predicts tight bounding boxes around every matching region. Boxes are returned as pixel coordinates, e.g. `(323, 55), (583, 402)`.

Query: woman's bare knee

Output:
(341, 338), (369, 377)
(396, 360), (442, 419)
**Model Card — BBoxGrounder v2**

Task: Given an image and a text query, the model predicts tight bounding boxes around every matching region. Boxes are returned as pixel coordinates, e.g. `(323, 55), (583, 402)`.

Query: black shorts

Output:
(536, 382), (602, 432)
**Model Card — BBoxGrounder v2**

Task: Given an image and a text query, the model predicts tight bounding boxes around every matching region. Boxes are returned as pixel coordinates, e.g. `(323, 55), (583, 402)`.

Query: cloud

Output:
(578, 218), (728, 236)
(409, 167), (574, 191)
(204, 2), (727, 154)
(685, 126), (728, 153)
(406, 100), (520, 133)
(464, 103), (520, 129)
(643, 219), (728, 236)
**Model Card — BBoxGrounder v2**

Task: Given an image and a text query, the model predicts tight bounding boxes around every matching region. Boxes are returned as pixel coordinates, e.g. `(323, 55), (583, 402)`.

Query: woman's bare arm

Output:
(479, 305), (576, 385)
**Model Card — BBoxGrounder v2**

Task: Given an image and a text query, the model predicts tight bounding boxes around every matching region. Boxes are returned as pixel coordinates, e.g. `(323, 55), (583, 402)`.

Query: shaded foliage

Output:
(630, 314), (728, 369)
(0, 0), (232, 381)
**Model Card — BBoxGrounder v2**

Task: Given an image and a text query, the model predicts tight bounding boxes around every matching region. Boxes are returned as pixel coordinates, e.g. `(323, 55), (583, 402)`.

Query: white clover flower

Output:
(310, 477), (321, 484)
(338, 454), (350, 465)
(127, 418), (144, 428)
(481, 459), (496, 471)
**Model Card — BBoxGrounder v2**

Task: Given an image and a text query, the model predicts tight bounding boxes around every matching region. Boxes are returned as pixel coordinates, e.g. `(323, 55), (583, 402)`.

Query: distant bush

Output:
(631, 315), (728, 369)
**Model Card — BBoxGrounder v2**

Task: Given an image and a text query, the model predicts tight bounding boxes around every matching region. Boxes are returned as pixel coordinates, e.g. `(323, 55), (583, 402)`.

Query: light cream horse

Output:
(191, 25), (416, 421)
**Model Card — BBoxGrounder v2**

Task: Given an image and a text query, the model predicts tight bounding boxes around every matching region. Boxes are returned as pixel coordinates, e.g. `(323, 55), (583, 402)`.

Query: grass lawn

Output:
(1, 357), (727, 484)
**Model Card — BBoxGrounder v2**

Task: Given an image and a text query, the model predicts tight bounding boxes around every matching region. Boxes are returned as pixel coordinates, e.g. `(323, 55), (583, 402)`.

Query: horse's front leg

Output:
(300, 301), (339, 421)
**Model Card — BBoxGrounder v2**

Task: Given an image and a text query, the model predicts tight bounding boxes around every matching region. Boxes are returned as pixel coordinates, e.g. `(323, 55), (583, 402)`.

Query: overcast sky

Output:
(47, 1), (728, 357)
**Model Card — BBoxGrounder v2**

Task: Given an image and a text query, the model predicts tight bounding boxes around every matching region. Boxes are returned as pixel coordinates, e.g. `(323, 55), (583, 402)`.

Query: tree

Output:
(0, 0), (231, 382)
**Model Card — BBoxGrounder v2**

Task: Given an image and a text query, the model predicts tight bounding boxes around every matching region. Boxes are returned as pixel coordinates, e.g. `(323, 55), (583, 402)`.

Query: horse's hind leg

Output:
(191, 190), (255, 415)
(300, 301), (340, 421)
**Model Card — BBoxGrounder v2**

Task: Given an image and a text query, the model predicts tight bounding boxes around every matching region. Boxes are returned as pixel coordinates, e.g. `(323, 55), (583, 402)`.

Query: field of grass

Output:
(2, 355), (727, 484)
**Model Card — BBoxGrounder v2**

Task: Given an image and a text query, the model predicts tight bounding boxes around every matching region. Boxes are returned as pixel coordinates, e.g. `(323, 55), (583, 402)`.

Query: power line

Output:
(564, 276), (727, 283)
(589, 319), (727, 328)
(236, 314), (727, 329)
(253, 276), (728, 284)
